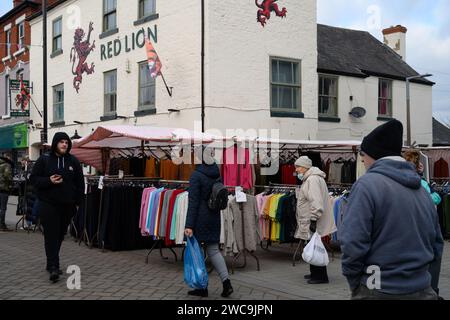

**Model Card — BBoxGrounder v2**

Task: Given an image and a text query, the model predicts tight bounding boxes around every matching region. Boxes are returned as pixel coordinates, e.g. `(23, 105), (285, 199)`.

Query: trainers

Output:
(49, 270), (60, 283)
(188, 289), (208, 297)
(221, 279), (234, 298)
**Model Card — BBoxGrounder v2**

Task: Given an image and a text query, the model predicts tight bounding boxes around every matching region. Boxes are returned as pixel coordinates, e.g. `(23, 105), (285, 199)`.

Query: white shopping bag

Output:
(302, 232), (329, 267)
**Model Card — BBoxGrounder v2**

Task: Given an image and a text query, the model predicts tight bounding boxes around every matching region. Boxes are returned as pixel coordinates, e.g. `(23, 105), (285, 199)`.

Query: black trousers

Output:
(310, 264), (329, 281)
(39, 201), (75, 271)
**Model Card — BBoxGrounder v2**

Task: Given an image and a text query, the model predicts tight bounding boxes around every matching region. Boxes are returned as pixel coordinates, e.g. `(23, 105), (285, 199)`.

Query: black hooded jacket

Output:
(30, 132), (84, 206)
(185, 163), (222, 244)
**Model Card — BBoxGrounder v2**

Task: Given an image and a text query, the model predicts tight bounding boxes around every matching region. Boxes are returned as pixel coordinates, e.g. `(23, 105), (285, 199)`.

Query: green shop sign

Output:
(0, 123), (28, 149)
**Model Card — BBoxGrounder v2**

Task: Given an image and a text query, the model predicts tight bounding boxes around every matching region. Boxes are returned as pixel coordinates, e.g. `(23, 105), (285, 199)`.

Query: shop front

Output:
(0, 122), (29, 173)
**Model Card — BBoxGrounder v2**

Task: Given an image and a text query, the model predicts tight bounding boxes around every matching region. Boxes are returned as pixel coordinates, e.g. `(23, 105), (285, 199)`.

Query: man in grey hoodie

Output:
(339, 119), (444, 300)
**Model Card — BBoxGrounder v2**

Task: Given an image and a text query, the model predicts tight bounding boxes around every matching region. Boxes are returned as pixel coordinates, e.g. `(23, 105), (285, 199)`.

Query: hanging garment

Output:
(147, 188), (165, 237)
(434, 158), (449, 178)
(160, 160), (179, 180)
(144, 158), (158, 178)
(229, 195), (259, 252)
(165, 189), (185, 246)
(328, 162), (344, 184)
(154, 190), (168, 236)
(222, 146), (254, 189)
(356, 154), (366, 179)
(323, 159), (332, 181)
(221, 195), (238, 256)
(175, 192), (189, 244)
(158, 190), (174, 237)
(281, 164), (297, 185)
(140, 187), (156, 235)
(179, 163), (196, 182)
(279, 194), (297, 243)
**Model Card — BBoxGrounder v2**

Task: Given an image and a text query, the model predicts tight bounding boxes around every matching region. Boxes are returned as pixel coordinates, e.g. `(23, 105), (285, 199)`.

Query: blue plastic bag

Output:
(184, 236), (208, 290)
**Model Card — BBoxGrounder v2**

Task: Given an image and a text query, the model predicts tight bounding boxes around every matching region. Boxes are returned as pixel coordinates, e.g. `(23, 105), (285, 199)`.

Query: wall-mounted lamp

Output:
(71, 130), (82, 140)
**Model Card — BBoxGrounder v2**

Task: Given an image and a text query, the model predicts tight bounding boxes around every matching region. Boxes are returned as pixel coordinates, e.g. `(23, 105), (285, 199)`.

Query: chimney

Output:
(383, 25), (407, 61)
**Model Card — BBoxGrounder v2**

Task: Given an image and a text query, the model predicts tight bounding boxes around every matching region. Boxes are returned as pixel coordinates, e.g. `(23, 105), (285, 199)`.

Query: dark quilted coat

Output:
(185, 163), (221, 244)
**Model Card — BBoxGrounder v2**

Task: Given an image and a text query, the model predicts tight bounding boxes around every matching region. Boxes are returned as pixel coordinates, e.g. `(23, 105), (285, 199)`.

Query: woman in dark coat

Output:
(184, 153), (233, 298)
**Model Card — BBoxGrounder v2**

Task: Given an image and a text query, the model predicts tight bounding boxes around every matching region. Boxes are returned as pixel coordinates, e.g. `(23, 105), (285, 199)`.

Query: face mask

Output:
(297, 173), (304, 181)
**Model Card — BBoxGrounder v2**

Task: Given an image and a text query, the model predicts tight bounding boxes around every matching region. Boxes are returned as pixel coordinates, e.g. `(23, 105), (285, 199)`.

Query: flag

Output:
(145, 38), (162, 79)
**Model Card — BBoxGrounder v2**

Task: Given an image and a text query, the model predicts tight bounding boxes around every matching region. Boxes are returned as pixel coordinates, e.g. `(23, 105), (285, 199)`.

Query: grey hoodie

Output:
(339, 158), (444, 295)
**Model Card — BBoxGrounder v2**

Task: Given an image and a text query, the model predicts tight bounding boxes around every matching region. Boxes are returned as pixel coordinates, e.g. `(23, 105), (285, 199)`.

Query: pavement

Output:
(1, 197), (449, 301)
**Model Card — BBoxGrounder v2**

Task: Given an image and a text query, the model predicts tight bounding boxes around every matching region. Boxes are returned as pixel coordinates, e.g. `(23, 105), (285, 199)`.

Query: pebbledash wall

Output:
(27, 0), (318, 159)
(316, 75), (433, 144)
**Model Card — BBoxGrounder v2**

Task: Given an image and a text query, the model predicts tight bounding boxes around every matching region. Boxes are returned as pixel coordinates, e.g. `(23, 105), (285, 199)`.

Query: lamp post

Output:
(406, 74), (432, 147)
(41, 0), (48, 144)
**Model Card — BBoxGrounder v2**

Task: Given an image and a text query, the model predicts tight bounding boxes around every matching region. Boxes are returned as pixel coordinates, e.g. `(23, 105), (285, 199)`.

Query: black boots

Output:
(49, 270), (60, 283)
(188, 289), (209, 297)
(221, 279), (234, 298)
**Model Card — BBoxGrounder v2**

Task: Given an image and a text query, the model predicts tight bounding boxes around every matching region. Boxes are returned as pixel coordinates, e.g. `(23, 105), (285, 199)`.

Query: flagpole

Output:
(159, 72), (172, 97)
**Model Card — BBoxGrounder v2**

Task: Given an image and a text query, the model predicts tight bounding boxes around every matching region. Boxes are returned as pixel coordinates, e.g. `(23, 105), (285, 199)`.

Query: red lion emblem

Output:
(70, 22), (96, 93)
(256, 0), (287, 27)
(15, 82), (30, 111)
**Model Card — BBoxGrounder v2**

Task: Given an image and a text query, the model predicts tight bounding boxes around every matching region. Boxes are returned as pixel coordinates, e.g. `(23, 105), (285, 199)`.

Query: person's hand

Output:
(309, 220), (317, 233)
(50, 175), (63, 185)
(184, 228), (193, 238)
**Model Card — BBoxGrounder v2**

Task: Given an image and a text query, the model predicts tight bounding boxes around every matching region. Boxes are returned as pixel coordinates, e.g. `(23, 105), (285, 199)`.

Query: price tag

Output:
(98, 176), (104, 190)
(118, 170), (124, 179)
(84, 177), (88, 195)
(235, 186), (247, 203)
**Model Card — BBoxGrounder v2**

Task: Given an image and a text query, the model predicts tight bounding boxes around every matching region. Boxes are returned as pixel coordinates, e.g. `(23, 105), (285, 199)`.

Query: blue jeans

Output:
(0, 192), (9, 225)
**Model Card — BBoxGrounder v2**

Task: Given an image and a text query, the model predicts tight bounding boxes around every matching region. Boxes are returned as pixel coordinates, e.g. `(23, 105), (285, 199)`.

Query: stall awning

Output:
(71, 125), (363, 172)
(0, 122), (28, 150)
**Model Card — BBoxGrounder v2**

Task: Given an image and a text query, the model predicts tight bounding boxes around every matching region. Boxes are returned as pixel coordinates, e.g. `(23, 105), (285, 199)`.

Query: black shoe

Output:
(188, 289), (208, 297)
(304, 274), (312, 280)
(0, 224), (11, 232)
(46, 268), (63, 275)
(221, 279), (234, 298)
(307, 279), (329, 285)
(49, 270), (60, 283)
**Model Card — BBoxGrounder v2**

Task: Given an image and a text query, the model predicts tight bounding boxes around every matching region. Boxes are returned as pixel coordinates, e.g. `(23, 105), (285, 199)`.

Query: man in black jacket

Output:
(30, 132), (84, 283)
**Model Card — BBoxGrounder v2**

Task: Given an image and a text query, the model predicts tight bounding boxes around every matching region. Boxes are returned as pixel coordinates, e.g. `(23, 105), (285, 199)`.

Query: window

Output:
(17, 22), (25, 50)
(270, 58), (301, 111)
(138, 61), (156, 110)
(104, 70), (117, 115)
(379, 79), (393, 117)
(52, 18), (62, 53)
(103, 0), (117, 32)
(319, 75), (338, 117)
(139, 0), (156, 19)
(5, 29), (11, 56)
(53, 84), (64, 122)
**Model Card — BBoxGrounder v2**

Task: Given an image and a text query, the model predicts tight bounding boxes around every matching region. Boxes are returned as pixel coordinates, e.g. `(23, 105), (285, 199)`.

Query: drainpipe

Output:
(201, 0), (205, 133)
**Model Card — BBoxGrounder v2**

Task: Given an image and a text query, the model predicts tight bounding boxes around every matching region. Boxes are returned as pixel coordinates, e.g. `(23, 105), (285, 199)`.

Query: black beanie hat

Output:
(361, 119), (404, 160)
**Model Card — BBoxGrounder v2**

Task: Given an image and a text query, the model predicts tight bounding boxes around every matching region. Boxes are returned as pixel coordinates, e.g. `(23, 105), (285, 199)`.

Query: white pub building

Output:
(27, 0), (434, 159)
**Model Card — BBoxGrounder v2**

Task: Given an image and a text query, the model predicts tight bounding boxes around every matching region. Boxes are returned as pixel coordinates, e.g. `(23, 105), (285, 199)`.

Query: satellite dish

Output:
(349, 107), (367, 118)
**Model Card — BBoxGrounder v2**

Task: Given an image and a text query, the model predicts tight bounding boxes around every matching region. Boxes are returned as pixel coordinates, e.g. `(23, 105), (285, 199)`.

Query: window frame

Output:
(4, 75), (10, 116)
(103, 0), (117, 32)
(5, 29), (11, 56)
(52, 17), (63, 53)
(139, 0), (156, 19)
(269, 57), (302, 113)
(318, 74), (339, 118)
(17, 22), (25, 49)
(138, 61), (156, 110)
(104, 69), (117, 116)
(52, 83), (65, 123)
(378, 78), (393, 118)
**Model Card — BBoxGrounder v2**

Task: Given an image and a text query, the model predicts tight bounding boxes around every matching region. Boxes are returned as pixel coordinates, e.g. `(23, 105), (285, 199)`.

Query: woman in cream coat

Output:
(295, 156), (336, 284)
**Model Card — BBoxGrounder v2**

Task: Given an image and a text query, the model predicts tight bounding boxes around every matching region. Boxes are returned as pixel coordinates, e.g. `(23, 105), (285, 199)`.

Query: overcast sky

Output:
(1, 1), (448, 123)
